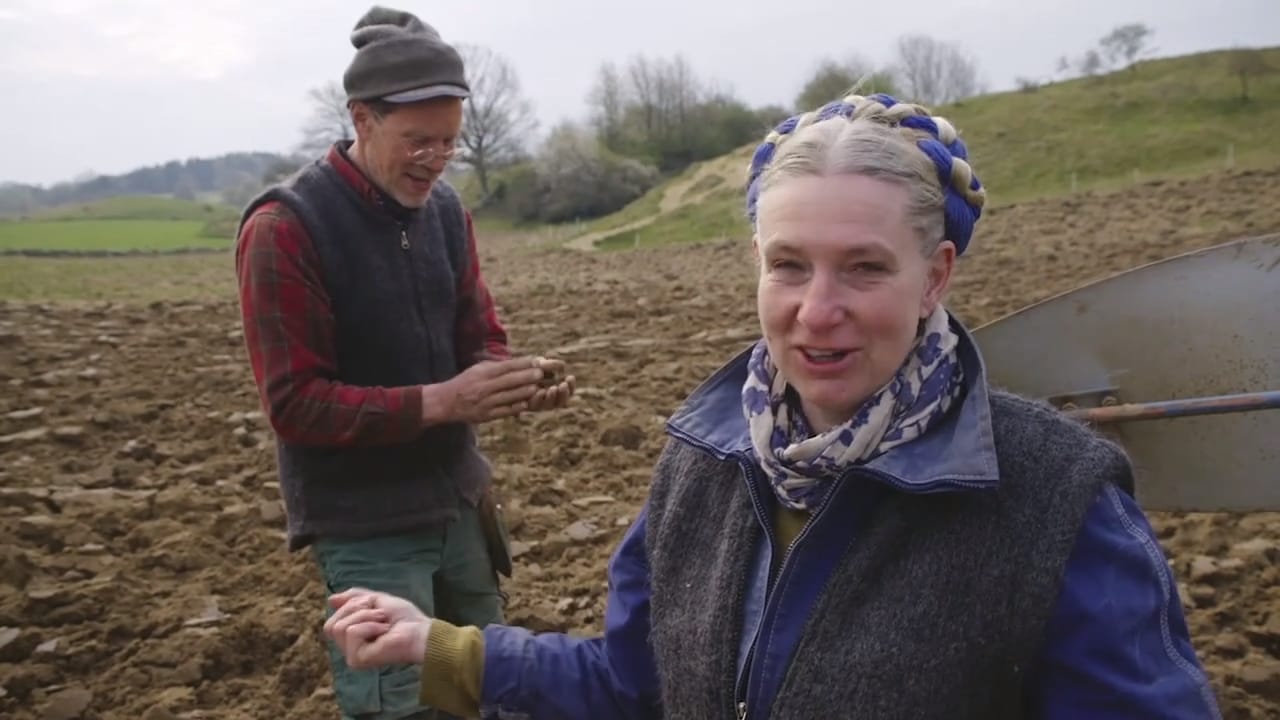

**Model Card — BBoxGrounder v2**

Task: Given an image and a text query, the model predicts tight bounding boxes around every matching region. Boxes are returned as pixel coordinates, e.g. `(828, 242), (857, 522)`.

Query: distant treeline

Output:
(0, 152), (301, 219)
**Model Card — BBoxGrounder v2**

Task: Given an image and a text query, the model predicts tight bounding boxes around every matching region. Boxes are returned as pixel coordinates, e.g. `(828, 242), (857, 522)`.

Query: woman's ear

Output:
(921, 240), (956, 319)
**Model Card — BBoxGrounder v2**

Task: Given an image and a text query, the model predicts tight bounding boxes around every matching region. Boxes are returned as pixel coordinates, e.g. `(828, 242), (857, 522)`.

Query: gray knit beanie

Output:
(342, 6), (470, 103)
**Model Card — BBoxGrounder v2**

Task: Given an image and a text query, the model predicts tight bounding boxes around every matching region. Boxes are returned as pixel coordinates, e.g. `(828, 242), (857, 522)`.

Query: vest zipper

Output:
(398, 221), (436, 380)
(733, 460), (842, 720)
(732, 460), (772, 720)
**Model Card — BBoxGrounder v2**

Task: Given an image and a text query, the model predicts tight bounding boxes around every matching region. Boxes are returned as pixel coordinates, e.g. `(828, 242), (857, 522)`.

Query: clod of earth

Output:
(536, 357), (567, 388)
(42, 686), (92, 720)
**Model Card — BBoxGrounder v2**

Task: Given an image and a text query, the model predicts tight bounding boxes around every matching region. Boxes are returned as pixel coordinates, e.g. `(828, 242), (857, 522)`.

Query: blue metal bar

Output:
(1065, 390), (1280, 424)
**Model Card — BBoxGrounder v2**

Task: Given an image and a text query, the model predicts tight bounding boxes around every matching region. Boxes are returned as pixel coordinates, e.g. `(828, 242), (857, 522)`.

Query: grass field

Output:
(0, 195), (243, 253)
(0, 195), (239, 299)
(0, 219), (233, 253)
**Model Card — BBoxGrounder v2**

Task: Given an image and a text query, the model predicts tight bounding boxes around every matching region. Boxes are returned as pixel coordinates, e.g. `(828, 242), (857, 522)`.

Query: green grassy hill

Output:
(945, 47), (1280, 201)
(571, 46), (1280, 250)
(1, 195), (240, 253)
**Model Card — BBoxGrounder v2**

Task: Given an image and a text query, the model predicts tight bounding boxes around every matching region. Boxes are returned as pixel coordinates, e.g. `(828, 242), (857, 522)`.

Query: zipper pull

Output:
(738, 701), (747, 720)
(400, 229), (409, 250)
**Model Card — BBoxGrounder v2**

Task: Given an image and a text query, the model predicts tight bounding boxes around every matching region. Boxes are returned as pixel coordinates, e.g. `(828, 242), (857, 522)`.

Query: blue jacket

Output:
(478, 331), (1222, 719)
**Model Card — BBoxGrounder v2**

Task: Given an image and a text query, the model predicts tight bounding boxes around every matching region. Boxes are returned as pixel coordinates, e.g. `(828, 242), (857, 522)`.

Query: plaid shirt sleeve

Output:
(234, 202), (425, 447)
(453, 209), (512, 366)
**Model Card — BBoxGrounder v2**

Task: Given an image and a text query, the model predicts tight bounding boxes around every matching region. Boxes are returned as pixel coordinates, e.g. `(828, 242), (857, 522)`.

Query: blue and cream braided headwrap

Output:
(741, 93), (987, 511)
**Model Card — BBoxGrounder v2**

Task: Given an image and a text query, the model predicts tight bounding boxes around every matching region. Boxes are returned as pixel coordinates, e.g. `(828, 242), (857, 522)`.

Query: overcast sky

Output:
(2, 0), (1277, 187)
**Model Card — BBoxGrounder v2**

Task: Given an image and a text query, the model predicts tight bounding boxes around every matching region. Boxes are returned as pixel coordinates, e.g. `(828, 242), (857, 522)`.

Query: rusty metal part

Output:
(1065, 390), (1280, 424)
(1047, 386), (1121, 412)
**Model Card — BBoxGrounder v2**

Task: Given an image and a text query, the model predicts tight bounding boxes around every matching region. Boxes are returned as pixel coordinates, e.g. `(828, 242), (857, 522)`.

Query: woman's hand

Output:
(323, 588), (432, 670)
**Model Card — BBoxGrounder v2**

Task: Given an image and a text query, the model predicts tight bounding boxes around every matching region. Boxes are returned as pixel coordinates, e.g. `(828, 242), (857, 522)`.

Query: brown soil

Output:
(1, 166), (1279, 719)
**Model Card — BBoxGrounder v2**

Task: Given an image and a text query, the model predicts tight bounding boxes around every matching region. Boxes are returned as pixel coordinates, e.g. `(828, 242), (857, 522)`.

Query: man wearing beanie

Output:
(233, 6), (574, 719)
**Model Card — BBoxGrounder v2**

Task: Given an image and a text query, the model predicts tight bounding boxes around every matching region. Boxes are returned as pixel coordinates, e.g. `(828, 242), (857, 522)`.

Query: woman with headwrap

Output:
(321, 94), (1221, 720)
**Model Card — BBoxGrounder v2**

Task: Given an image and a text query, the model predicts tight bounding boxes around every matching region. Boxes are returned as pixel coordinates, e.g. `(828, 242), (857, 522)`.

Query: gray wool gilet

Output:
(238, 150), (488, 551)
(644, 390), (1132, 720)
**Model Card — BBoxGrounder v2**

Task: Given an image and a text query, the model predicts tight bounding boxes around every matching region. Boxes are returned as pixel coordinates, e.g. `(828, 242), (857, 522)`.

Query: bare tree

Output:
(644, 54), (702, 154)
(1078, 49), (1104, 77)
(455, 44), (536, 199)
(297, 82), (354, 156)
(585, 52), (765, 172)
(795, 55), (900, 111)
(607, 54), (703, 146)
(892, 34), (982, 106)
(942, 50), (982, 101)
(588, 61), (626, 150)
(627, 55), (661, 140)
(663, 55), (699, 138)
(1099, 23), (1155, 70)
(1227, 48), (1275, 102)
(586, 53), (710, 167)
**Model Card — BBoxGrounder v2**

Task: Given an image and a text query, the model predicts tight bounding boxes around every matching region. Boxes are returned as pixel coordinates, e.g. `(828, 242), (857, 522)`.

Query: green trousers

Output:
(312, 503), (504, 720)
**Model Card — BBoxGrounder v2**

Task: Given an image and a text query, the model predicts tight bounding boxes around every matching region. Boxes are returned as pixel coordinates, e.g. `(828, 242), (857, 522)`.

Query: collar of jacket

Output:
(665, 309), (1001, 493)
(325, 140), (420, 225)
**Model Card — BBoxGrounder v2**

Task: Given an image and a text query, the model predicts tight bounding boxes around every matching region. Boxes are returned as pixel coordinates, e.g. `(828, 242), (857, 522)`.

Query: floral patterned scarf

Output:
(742, 305), (965, 511)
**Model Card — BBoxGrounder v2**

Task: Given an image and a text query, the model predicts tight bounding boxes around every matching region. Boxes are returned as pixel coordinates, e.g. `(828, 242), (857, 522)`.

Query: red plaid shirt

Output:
(234, 145), (510, 447)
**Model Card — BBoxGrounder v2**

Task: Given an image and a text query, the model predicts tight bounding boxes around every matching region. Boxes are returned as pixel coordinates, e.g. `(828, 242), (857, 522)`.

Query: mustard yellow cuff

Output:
(420, 619), (486, 717)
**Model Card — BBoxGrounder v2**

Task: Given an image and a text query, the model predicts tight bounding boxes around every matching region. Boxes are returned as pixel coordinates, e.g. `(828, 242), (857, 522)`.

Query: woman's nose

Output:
(796, 275), (845, 331)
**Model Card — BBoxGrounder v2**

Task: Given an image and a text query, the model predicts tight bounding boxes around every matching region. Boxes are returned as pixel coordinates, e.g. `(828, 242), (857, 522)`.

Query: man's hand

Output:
(528, 357), (575, 412)
(421, 357), (544, 426)
(323, 588), (431, 670)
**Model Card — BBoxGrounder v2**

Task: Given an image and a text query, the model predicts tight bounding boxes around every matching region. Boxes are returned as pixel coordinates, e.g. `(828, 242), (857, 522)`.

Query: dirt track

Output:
(2, 166), (1279, 719)
(563, 149), (743, 251)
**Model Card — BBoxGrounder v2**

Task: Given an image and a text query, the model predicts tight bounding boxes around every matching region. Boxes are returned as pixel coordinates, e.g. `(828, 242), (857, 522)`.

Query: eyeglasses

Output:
(404, 138), (458, 166)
